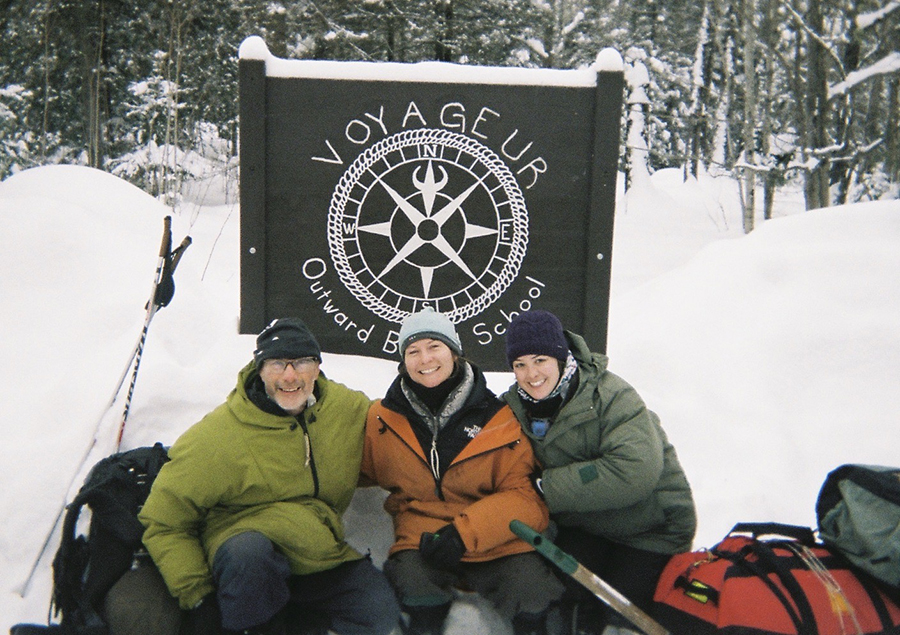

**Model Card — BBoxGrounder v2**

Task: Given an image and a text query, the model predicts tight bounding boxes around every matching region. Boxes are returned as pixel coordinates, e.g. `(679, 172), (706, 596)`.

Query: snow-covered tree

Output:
(0, 0), (896, 207)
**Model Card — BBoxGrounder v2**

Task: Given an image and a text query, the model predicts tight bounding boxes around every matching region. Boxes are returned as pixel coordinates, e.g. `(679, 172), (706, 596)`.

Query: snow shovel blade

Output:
(510, 520), (670, 635)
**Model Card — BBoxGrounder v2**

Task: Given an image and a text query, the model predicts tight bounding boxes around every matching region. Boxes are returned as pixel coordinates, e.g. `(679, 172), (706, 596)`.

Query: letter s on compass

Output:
(327, 128), (529, 324)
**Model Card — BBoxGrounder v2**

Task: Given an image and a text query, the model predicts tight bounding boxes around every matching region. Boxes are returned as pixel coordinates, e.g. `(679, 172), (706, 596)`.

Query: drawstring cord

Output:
(429, 434), (440, 481)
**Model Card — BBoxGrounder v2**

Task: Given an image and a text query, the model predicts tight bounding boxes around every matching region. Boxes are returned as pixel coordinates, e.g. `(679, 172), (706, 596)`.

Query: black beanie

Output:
(253, 318), (321, 369)
(505, 310), (568, 366)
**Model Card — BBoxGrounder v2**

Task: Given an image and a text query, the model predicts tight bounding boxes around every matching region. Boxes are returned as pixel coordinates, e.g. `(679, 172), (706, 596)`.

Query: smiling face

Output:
(403, 338), (458, 388)
(259, 358), (320, 415)
(512, 354), (561, 401)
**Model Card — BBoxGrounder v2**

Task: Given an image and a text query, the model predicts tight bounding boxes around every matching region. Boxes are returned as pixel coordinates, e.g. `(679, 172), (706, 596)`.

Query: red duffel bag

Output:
(653, 522), (900, 635)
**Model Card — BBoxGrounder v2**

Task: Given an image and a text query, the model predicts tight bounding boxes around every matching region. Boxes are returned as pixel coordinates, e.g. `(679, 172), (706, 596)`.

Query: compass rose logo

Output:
(327, 128), (529, 324)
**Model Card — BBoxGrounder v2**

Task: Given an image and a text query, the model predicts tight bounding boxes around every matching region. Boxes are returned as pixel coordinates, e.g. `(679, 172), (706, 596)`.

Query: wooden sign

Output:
(239, 36), (624, 370)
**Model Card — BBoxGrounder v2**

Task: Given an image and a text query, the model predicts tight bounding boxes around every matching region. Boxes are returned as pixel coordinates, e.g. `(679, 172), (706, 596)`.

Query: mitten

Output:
(418, 524), (466, 571)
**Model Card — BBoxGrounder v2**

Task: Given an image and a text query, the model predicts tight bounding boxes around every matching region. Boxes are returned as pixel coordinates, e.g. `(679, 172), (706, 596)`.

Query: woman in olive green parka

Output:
(504, 310), (696, 635)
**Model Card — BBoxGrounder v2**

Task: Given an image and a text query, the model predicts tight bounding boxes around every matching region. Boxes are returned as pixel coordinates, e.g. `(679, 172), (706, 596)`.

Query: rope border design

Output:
(327, 128), (529, 324)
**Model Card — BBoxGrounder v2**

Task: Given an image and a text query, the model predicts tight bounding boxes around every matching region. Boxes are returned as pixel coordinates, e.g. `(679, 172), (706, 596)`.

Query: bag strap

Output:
(729, 522), (818, 546)
(714, 543), (810, 635)
(857, 572), (897, 629)
(748, 540), (820, 635)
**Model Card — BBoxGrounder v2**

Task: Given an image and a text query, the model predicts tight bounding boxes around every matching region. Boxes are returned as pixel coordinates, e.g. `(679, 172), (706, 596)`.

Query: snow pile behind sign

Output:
(1, 164), (899, 634)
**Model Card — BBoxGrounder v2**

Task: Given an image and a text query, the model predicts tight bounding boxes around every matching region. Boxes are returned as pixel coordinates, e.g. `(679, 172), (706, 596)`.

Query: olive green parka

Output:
(139, 362), (372, 610)
(504, 332), (697, 555)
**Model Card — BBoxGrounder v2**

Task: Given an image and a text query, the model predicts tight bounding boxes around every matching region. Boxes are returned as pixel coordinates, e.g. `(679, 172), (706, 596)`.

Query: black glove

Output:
(419, 524), (466, 571)
(181, 594), (223, 635)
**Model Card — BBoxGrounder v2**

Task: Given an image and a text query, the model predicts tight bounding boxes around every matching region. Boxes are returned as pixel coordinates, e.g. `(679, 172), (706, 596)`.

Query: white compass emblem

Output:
(327, 128), (529, 324)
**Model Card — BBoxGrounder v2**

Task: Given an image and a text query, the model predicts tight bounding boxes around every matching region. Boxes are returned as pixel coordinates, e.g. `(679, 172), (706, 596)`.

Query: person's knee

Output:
(357, 565), (402, 635)
(481, 554), (566, 618)
(382, 551), (454, 609)
(335, 559), (402, 635)
(213, 532), (290, 585)
(104, 564), (182, 635)
(213, 532), (291, 631)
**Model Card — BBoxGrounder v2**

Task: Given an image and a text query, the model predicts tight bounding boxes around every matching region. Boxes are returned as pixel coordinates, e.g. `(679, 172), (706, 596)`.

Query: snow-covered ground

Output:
(1, 164), (898, 633)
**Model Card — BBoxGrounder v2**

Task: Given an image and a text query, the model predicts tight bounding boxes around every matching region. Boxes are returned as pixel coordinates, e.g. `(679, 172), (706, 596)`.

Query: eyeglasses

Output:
(264, 357), (319, 373)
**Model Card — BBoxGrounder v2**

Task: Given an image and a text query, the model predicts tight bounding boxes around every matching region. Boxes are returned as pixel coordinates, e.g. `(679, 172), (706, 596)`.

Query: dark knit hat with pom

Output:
(253, 317), (321, 369)
(505, 310), (568, 366)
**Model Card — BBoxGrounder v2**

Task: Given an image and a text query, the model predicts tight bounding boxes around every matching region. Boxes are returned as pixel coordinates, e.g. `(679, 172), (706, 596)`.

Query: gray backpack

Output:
(816, 464), (900, 590)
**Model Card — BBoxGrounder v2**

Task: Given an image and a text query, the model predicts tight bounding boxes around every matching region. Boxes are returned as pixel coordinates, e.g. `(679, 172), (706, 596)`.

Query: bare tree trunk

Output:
(832, 2), (861, 206)
(384, 1), (403, 61)
(711, 0), (735, 170)
(78, 0), (107, 169)
(880, 12), (900, 187)
(804, 0), (830, 210)
(741, 0), (757, 233)
(40, 2), (52, 160)
(889, 78), (900, 183)
(759, 0), (777, 220)
(434, 0), (454, 62)
(687, 0), (711, 178)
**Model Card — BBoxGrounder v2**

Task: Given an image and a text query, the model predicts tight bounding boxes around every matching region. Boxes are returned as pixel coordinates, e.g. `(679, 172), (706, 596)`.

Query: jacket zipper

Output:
(295, 414), (319, 498)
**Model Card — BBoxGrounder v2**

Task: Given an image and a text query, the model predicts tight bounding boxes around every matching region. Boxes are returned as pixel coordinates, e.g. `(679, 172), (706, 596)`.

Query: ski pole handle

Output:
(169, 235), (193, 272)
(159, 215), (173, 257)
(510, 519), (578, 575)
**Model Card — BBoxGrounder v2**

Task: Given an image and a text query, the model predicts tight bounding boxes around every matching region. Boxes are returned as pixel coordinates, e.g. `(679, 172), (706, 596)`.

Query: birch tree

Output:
(739, 0), (759, 232)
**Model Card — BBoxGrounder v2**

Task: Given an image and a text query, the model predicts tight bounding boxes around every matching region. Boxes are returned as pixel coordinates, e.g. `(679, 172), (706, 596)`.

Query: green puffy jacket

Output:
(504, 332), (697, 554)
(139, 362), (372, 609)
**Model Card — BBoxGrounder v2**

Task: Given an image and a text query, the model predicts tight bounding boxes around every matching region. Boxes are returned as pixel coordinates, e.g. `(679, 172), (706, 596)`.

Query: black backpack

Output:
(12, 444), (170, 635)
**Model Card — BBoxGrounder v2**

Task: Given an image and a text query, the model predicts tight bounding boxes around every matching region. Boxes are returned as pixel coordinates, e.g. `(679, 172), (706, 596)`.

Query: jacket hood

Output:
(564, 330), (609, 375)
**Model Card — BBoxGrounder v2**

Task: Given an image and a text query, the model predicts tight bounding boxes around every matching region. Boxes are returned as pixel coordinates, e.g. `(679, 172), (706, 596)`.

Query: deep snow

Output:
(1, 165), (898, 633)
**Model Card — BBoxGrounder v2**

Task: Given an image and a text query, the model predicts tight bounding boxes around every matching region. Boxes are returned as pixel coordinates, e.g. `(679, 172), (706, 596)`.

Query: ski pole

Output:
(114, 216), (172, 448)
(115, 230), (191, 449)
(102, 233), (190, 432)
(510, 520), (670, 635)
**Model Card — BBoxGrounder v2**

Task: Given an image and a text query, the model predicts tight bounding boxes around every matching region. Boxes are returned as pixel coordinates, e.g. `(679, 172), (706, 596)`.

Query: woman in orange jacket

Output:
(360, 308), (565, 635)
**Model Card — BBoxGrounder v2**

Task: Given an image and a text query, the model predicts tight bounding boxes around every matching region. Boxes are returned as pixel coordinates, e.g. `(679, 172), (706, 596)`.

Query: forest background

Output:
(1, 0), (899, 233)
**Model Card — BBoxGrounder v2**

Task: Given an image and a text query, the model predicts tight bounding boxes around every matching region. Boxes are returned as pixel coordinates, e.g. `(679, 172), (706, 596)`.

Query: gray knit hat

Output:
(253, 317), (321, 369)
(398, 307), (462, 357)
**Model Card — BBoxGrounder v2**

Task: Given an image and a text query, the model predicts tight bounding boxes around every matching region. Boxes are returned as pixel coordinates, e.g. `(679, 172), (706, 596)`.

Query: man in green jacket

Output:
(139, 318), (400, 635)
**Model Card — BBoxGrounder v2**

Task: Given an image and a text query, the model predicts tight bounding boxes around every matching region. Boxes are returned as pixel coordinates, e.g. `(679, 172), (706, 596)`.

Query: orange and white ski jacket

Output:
(360, 363), (549, 562)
